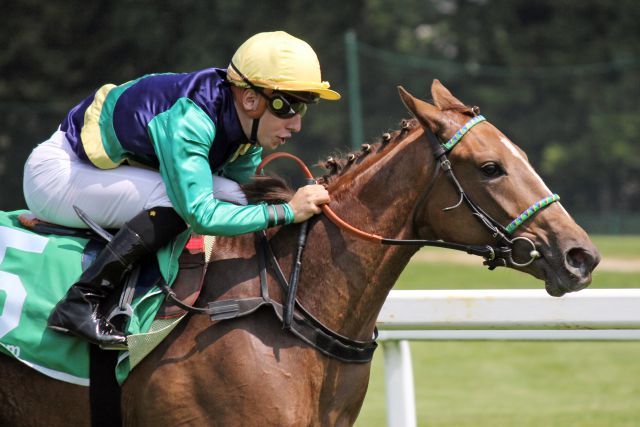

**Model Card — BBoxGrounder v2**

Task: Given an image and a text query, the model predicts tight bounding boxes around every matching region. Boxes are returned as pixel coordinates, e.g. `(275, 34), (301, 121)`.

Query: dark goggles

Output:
(230, 62), (318, 119)
(263, 91), (314, 119)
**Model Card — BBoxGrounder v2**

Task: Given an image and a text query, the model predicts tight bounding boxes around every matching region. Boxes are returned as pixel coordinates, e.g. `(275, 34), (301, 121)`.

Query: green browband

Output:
(442, 115), (486, 152)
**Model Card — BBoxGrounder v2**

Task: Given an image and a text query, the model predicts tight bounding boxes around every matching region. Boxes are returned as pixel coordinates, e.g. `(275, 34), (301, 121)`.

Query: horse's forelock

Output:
(440, 103), (479, 117)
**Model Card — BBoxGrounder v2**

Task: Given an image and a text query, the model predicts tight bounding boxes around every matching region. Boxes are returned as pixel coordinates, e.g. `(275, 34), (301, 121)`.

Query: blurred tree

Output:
(1, 0), (638, 232)
(347, 0), (640, 230)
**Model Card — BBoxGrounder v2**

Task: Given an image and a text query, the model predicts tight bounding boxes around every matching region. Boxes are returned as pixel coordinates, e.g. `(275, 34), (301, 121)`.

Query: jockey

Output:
(22, 31), (338, 349)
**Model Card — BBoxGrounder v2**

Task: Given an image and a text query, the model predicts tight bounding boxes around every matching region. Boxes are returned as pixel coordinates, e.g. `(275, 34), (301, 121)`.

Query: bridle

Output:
(406, 114), (560, 269)
(258, 114), (560, 270)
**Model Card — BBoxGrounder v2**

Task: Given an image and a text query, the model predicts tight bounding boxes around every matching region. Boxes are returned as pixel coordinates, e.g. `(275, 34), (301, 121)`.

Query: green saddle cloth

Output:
(0, 210), (190, 385)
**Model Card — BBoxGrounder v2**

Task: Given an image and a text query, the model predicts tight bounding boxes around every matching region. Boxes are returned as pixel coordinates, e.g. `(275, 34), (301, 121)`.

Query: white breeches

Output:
(23, 130), (247, 229)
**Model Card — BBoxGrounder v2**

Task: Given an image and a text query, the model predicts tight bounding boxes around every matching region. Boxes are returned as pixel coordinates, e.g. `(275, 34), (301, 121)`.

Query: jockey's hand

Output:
(288, 184), (330, 223)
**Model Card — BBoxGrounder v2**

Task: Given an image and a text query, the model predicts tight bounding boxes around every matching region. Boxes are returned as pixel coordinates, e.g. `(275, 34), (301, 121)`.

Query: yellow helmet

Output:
(227, 31), (340, 101)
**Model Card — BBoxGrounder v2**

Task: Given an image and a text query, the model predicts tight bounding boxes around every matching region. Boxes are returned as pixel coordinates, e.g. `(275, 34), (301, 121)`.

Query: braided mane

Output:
(315, 102), (478, 184)
(317, 118), (420, 184)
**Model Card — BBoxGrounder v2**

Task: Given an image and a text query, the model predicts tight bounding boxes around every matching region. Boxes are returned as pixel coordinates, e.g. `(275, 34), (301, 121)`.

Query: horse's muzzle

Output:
(541, 245), (601, 297)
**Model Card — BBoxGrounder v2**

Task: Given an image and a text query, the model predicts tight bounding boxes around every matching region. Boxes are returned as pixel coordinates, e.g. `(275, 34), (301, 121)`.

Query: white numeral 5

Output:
(0, 226), (48, 339)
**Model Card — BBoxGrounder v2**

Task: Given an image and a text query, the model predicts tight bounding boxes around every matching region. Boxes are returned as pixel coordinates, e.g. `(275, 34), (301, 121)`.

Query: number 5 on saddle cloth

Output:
(0, 209), (197, 385)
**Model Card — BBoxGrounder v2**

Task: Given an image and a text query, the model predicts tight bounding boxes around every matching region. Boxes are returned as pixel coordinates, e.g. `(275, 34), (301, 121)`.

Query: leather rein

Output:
(160, 115), (560, 363)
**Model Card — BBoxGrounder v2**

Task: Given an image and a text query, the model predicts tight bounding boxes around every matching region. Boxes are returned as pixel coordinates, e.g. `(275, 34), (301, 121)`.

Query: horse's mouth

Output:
(545, 279), (571, 297)
(545, 273), (593, 297)
(536, 253), (596, 297)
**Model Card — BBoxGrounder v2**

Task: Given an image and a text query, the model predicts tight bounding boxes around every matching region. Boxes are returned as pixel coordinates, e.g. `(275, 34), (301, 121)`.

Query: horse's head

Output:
(399, 81), (600, 296)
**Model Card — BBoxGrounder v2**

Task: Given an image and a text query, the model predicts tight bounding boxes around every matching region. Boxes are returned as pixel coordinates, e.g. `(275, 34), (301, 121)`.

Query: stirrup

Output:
(106, 265), (139, 326)
(96, 322), (128, 351)
(99, 338), (128, 351)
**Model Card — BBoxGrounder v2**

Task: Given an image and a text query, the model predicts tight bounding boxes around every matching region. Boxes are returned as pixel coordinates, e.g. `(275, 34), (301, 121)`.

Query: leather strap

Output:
(257, 232), (378, 363)
(250, 118), (259, 143)
(267, 299), (377, 363)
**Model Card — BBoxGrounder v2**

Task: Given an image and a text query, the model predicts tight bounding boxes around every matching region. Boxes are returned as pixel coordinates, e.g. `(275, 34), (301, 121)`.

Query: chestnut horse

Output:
(0, 81), (599, 426)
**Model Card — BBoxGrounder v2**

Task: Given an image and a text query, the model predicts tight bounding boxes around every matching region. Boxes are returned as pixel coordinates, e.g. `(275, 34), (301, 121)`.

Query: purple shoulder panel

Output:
(60, 92), (96, 162)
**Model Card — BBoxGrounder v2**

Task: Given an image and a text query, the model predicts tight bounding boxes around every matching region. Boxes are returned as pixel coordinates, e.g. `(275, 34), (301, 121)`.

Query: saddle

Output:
(9, 210), (377, 378)
(17, 213), (208, 323)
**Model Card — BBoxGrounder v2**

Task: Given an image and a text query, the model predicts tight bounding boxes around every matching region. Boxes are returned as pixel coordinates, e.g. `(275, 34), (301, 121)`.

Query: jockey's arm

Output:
(222, 144), (330, 224)
(147, 98), (294, 235)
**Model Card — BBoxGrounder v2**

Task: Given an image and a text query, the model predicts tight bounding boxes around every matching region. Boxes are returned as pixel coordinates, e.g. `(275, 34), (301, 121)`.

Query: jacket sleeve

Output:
(147, 97), (288, 235)
(222, 146), (295, 223)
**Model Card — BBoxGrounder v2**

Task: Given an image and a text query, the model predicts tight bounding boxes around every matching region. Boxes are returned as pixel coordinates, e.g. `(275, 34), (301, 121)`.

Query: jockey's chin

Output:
(259, 136), (289, 150)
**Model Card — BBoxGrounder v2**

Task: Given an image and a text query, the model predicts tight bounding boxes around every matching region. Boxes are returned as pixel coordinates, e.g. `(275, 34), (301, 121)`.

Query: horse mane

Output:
(317, 118), (421, 184)
(242, 175), (296, 204)
(315, 102), (479, 184)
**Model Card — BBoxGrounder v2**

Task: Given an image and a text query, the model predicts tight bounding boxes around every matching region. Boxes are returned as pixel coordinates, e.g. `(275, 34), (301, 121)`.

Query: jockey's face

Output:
(233, 86), (303, 149)
(256, 106), (302, 150)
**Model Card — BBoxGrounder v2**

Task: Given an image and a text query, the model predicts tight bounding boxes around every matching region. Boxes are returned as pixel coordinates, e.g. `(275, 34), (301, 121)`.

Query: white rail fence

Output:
(375, 289), (640, 427)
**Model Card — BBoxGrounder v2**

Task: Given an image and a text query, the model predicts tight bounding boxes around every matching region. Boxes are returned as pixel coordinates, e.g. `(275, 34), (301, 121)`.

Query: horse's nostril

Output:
(565, 247), (597, 277)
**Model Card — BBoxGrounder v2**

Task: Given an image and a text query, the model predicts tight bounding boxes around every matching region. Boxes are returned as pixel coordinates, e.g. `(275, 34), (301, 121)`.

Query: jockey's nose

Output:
(288, 113), (302, 133)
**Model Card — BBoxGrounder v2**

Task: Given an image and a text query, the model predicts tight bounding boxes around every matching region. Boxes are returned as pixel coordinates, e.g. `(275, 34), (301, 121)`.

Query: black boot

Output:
(48, 224), (151, 348)
(48, 207), (187, 349)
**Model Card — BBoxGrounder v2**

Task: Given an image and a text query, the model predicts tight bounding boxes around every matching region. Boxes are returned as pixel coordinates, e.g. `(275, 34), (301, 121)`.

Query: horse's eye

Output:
(480, 162), (504, 178)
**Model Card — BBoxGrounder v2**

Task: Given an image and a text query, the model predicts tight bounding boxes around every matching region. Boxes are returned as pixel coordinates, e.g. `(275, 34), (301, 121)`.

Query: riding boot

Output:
(48, 207), (187, 349)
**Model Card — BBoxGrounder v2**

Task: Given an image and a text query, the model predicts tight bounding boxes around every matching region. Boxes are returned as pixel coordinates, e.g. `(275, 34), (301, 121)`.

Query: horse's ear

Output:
(397, 85), (440, 133)
(431, 79), (465, 110)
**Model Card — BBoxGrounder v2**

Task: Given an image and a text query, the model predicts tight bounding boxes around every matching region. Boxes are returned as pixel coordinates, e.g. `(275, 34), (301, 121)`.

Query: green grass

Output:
(355, 236), (640, 426)
(359, 341), (640, 427)
(591, 235), (640, 259)
(395, 256), (640, 290)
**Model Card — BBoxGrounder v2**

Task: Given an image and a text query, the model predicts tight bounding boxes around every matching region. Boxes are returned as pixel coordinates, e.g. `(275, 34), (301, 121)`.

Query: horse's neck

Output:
(204, 129), (433, 341)
(290, 129), (433, 339)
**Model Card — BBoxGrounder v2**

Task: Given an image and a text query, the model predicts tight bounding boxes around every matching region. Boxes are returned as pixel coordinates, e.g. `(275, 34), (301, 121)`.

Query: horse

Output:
(0, 80), (599, 426)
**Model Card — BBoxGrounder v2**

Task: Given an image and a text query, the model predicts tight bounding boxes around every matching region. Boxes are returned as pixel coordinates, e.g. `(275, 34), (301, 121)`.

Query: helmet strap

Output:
(230, 84), (265, 144)
(250, 118), (260, 144)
